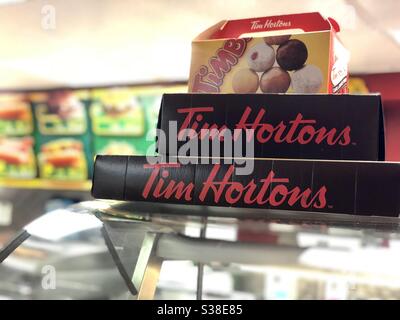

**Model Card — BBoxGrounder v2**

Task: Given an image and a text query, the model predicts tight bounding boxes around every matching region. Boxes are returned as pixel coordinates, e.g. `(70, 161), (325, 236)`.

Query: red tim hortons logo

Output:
(141, 163), (328, 209)
(176, 106), (352, 145)
(191, 38), (251, 93)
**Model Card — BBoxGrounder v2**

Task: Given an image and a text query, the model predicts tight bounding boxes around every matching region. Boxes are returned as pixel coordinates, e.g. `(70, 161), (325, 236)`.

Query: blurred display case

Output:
(1, 200), (400, 300)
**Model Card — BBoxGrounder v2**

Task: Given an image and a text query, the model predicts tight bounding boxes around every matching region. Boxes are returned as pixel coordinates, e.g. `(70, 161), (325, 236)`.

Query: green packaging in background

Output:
(90, 88), (162, 157)
(90, 88), (145, 136)
(93, 136), (143, 156)
(0, 85), (185, 182)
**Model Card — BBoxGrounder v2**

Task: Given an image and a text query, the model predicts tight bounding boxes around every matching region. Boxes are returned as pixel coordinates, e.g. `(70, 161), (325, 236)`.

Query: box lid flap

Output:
(195, 12), (338, 41)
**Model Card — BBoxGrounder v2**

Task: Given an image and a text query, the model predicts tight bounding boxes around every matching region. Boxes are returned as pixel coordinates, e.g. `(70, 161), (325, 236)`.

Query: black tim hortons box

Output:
(92, 155), (400, 217)
(156, 94), (385, 161)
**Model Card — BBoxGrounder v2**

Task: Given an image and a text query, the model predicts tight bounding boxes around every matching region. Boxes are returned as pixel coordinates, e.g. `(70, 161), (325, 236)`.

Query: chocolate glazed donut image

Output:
(276, 39), (308, 71)
(263, 34), (291, 46)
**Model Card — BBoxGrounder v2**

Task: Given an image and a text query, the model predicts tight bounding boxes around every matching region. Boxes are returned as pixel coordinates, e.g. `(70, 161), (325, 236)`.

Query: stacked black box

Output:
(92, 92), (400, 218)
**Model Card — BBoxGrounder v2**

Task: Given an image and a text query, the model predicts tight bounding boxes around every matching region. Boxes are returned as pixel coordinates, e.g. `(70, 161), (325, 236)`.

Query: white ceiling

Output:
(0, 0), (399, 89)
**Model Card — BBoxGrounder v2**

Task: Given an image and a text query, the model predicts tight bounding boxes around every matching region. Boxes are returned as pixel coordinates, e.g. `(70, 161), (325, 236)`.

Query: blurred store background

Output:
(0, 0), (399, 300)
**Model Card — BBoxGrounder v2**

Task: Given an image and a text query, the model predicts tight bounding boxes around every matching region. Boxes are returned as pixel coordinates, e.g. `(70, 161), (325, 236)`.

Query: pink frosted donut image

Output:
(246, 43), (275, 72)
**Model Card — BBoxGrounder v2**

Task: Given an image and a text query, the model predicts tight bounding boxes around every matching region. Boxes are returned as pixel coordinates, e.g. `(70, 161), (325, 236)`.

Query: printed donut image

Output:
(264, 34), (291, 46)
(246, 43), (275, 72)
(260, 67), (291, 93)
(232, 69), (259, 93)
(291, 64), (323, 93)
(276, 39), (308, 71)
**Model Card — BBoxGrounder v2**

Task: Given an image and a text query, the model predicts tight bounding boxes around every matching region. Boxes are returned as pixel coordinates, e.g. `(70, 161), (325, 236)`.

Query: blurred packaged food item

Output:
(90, 89), (163, 157)
(31, 90), (90, 135)
(0, 94), (33, 136)
(93, 136), (138, 156)
(0, 136), (36, 178)
(31, 90), (92, 180)
(90, 88), (145, 136)
(0, 85), (184, 182)
(37, 137), (89, 180)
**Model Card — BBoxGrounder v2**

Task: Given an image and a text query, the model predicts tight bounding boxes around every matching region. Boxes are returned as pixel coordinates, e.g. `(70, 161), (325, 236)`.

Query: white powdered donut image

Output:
(291, 65), (323, 93)
(246, 42), (275, 72)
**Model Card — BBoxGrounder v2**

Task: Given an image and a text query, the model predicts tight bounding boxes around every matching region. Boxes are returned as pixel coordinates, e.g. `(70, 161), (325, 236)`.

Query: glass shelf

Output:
(1, 200), (400, 300)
